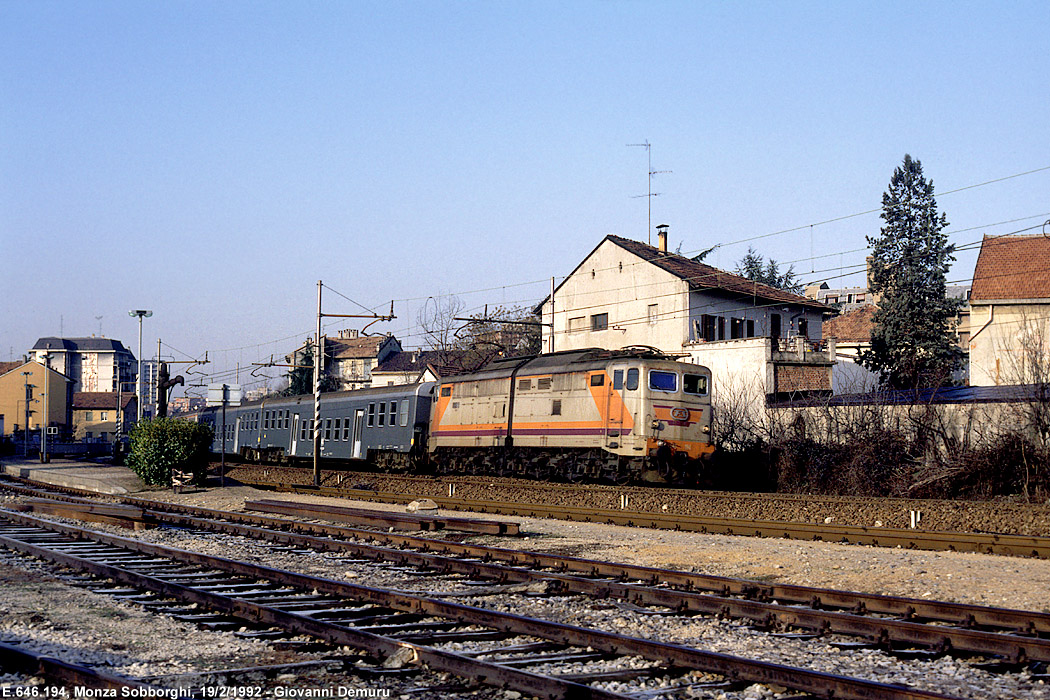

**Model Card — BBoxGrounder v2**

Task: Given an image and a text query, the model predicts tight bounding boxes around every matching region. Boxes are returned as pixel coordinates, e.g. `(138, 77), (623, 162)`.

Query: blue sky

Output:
(3, 1), (1049, 395)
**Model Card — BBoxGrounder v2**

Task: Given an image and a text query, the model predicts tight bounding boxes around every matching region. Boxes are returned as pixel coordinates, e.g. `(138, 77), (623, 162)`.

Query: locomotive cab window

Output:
(440, 386), (451, 397)
(613, 370), (623, 390)
(625, 368), (639, 391)
(589, 373), (604, 386)
(649, 370), (678, 393)
(684, 373), (709, 395)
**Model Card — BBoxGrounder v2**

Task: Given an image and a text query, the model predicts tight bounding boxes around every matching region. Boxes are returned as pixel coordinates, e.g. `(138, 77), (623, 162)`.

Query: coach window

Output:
(378, 402), (386, 427)
(399, 400), (409, 426)
(367, 403), (375, 427)
(342, 418), (351, 440)
(333, 418), (341, 440)
(649, 370), (678, 393)
(324, 419), (332, 440)
(388, 401), (397, 426)
(625, 368), (639, 390)
(684, 373), (709, 395)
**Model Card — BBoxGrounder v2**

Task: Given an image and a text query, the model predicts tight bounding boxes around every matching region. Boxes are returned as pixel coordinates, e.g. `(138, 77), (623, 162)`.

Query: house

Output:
(822, 305), (879, 393)
(29, 337), (137, 394)
(804, 282), (872, 313)
(0, 360), (73, 438)
(72, 392), (137, 443)
(287, 329), (402, 391)
(370, 349), (473, 386)
(969, 234), (1050, 386)
(537, 229), (836, 403)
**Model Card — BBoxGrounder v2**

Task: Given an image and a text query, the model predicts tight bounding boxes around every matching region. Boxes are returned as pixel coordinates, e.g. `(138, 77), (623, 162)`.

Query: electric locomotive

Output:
(429, 347), (713, 482)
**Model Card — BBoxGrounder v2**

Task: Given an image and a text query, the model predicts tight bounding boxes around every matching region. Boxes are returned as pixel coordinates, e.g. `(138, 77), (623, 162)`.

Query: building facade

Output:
(72, 392), (137, 443)
(0, 360), (73, 437)
(538, 233), (835, 402)
(29, 337), (137, 394)
(288, 330), (402, 391)
(969, 235), (1050, 386)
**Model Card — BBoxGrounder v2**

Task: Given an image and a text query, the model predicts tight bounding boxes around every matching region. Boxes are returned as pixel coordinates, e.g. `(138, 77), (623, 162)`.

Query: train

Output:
(196, 347), (715, 483)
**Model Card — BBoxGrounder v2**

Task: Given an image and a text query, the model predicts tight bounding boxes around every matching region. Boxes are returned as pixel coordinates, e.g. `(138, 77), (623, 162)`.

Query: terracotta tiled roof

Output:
(822, 305), (876, 343)
(328, 336), (388, 359)
(971, 235), (1050, 301)
(374, 350), (470, 377)
(0, 361), (24, 377)
(607, 236), (831, 311)
(72, 392), (135, 410)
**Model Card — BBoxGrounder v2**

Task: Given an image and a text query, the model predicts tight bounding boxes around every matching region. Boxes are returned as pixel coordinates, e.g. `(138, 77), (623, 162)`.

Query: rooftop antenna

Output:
(627, 140), (671, 245)
(95, 315), (103, 337)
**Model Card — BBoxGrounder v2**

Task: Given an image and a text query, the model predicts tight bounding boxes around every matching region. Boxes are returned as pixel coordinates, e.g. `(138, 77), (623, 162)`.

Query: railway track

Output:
(229, 473), (1050, 559)
(2, 475), (1050, 698)
(0, 506), (981, 700)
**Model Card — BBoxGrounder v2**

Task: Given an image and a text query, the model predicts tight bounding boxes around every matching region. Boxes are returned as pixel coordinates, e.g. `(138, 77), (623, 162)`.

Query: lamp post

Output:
(128, 310), (153, 423)
(21, 371), (32, 457)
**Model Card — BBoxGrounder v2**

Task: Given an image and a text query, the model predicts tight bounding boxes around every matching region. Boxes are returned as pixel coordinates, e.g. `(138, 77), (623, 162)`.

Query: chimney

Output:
(656, 223), (669, 253)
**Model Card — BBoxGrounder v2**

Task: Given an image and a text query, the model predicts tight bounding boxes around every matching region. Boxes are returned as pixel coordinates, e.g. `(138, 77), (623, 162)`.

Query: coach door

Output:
(351, 409), (365, 459)
(290, 414), (299, 455)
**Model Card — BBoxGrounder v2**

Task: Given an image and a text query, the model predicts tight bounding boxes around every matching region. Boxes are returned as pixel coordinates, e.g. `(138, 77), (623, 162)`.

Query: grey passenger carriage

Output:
(200, 382), (435, 469)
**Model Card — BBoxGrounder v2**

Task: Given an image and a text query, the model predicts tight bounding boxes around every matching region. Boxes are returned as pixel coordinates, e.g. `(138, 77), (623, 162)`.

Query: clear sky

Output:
(3, 1), (1049, 396)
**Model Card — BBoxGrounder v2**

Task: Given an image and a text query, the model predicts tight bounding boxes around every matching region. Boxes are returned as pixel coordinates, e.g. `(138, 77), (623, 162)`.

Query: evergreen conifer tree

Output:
(861, 155), (961, 389)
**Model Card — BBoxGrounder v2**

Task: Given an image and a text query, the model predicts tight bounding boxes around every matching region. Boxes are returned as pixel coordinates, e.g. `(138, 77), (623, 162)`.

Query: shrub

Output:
(125, 418), (213, 486)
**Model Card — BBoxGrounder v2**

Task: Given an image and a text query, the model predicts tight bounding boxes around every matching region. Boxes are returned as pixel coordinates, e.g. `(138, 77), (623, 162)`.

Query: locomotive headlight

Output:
(702, 426), (710, 433)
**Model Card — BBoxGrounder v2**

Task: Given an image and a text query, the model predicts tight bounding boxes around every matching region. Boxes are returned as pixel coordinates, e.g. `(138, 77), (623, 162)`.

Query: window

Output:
(718, 316), (725, 340)
(378, 402), (386, 427)
(552, 399), (562, 415)
(100, 412), (108, 421)
(343, 418), (351, 440)
(625, 368), (639, 391)
(440, 386), (451, 397)
(700, 315), (716, 341)
(85, 412), (93, 421)
(399, 400), (409, 427)
(684, 373), (709, 395)
(771, 313), (782, 339)
(367, 403), (375, 427)
(324, 419), (332, 440)
(730, 318), (743, 339)
(283, 411), (290, 429)
(649, 370), (677, 392)
(536, 377), (552, 390)
(590, 313), (608, 331)
(856, 294), (866, 303)
(613, 369), (624, 390)
(798, 318), (809, 338)
(333, 418), (342, 441)
(264, 411), (270, 429)
(388, 401), (397, 426)
(647, 304), (658, 326)
(747, 320), (755, 338)
(568, 316), (585, 333)
(590, 373), (604, 386)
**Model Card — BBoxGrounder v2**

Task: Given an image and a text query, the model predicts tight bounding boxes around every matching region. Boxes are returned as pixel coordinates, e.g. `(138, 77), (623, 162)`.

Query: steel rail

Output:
(3, 477), (1048, 638)
(0, 640), (164, 691)
(130, 503), (1050, 663)
(0, 508), (966, 700)
(240, 477), (1050, 558)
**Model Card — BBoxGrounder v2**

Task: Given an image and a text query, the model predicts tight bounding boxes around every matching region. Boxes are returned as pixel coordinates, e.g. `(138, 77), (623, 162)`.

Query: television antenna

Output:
(627, 140), (672, 245)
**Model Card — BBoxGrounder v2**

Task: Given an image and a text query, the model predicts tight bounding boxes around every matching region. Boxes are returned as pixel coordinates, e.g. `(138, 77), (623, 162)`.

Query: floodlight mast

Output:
(128, 310), (153, 423)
